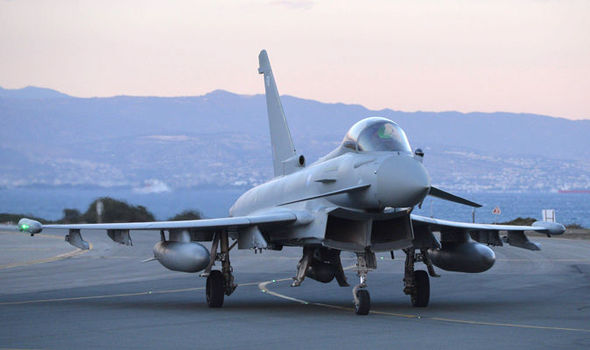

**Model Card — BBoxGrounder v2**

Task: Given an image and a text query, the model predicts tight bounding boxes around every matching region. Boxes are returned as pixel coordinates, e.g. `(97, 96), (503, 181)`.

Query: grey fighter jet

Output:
(18, 50), (565, 315)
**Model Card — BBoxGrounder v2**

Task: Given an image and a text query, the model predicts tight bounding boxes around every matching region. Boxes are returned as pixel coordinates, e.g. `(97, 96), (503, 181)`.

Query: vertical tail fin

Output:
(258, 50), (297, 177)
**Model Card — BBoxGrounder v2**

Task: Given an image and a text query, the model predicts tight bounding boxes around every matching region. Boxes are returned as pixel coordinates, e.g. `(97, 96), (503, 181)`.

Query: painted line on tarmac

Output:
(0, 282), (260, 306)
(259, 279), (418, 317)
(258, 279), (590, 333)
(0, 232), (93, 270)
(1, 231), (66, 241)
(428, 316), (590, 333)
(0, 246), (93, 270)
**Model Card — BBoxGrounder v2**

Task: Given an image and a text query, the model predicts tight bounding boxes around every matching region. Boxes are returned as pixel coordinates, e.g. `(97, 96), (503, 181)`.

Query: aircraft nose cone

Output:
(376, 155), (430, 208)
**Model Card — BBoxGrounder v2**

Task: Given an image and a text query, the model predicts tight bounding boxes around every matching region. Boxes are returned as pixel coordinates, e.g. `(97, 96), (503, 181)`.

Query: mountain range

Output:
(1, 86), (589, 192)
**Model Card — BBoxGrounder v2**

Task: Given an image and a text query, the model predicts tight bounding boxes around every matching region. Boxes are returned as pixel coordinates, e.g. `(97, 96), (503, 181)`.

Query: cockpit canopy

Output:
(341, 117), (412, 153)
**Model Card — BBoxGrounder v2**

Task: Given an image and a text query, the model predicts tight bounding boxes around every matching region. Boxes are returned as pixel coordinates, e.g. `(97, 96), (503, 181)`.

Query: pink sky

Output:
(1, 0), (589, 119)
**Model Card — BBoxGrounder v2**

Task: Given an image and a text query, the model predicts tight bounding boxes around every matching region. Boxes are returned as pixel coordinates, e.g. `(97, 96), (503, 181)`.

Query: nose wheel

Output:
(353, 287), (370, 315)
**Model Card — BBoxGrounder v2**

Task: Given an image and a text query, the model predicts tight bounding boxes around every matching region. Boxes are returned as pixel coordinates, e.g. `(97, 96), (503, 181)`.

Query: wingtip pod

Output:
(532, 221), (566, 236)
(17, 218), (42, 235)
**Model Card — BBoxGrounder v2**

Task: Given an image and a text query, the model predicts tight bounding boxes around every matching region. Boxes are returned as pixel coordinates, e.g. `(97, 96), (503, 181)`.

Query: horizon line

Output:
(1, 84), (588, 121)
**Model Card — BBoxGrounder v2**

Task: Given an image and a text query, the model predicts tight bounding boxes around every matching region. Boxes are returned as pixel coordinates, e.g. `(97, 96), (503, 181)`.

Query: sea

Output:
(0, 187), (588, 227)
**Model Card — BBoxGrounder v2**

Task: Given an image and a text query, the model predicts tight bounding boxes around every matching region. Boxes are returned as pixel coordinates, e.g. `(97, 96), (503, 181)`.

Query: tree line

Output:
(0, 197), (202, 224)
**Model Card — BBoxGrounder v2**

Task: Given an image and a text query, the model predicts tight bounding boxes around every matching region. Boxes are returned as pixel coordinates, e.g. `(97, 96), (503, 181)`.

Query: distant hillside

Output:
(0, 86), (588, 191)
(0, 86), (70, 99)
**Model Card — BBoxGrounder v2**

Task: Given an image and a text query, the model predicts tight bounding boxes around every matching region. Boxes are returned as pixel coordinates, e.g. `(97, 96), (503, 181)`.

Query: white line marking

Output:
(0, 282), (260, 306)
(0, 232), (93, 270)
(258, 279), (590, 333)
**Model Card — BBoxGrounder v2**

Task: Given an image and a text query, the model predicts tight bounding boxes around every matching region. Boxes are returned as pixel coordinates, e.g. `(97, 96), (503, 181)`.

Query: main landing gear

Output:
(403, 248), (438, 307)
(206, 270), (225, 307)
(203, 231), (237, 308)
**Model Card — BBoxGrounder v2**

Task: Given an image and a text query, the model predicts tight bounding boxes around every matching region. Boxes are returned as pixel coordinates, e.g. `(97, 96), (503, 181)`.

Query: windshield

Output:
(342, 117), (412, 153)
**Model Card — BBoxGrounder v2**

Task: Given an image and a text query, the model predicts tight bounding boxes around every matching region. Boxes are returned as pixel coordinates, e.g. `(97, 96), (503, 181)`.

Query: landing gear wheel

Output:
(354, 289), (370, 315)
(206, 270), (225, 308)
(411, 270), (430, 307)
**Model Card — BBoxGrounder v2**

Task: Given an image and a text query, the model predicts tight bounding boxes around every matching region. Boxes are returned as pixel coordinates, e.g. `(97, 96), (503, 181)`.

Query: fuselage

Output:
(230, 118), (431, 217)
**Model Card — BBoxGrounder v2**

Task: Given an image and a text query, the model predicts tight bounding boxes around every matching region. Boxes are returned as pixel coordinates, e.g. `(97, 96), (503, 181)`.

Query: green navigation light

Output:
(20, 224), (30, 231)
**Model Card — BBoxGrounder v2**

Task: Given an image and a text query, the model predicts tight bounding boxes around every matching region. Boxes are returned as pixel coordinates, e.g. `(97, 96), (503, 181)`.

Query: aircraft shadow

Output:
(70, 297), (529, 317)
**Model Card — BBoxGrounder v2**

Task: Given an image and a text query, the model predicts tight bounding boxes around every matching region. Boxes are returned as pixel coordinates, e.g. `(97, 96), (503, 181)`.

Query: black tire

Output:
(411, 270), (430, 307)
(354, 289), (370, 315)
(206, 270), (225, 308)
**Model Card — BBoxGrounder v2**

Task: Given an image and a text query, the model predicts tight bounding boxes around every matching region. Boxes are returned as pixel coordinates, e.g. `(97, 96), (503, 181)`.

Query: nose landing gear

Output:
(352, 250), (376, 315)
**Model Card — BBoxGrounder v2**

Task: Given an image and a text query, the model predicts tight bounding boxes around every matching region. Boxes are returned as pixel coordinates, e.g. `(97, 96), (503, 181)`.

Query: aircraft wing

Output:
(17, 209), (300, 249)
(410, 214), (565, 234)
(410, 214), (565, 251)
(42, 212), (296, 231)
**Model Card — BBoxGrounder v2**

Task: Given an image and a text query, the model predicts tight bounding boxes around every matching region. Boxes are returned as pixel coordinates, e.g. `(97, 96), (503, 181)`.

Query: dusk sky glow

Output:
(1, 0), (589, 119)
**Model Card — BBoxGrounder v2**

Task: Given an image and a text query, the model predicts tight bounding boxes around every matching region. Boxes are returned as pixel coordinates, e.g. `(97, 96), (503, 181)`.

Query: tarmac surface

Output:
(1, 228), (589, 349)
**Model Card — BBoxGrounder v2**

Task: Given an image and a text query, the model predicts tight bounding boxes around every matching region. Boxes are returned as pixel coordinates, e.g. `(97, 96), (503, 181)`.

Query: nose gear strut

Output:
(352, 249), (376, 315)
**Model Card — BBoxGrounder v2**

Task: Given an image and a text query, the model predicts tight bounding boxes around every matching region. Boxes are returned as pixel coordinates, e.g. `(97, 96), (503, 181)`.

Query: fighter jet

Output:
(18, 50), (565, 315)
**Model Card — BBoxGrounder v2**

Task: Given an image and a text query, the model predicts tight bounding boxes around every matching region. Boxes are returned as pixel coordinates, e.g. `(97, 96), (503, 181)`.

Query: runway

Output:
(1, 229), (589, 349)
